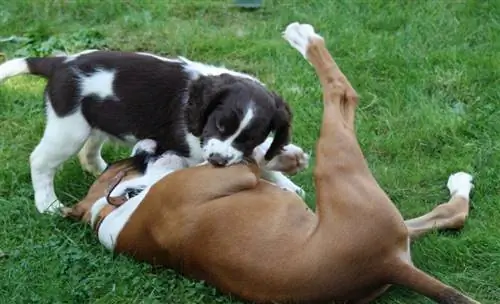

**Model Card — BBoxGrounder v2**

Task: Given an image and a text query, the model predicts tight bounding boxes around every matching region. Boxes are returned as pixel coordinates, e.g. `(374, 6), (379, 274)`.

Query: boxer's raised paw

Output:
(283, 22), (323, 59)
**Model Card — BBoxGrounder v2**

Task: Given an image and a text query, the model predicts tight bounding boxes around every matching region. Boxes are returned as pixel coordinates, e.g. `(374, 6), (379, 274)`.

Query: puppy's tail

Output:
(0, 56), (65, 83)
(389, 260), (480, 303)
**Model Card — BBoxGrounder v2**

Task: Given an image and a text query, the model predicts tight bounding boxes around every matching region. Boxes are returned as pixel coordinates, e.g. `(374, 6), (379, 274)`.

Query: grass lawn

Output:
(1, 1), (499, 303)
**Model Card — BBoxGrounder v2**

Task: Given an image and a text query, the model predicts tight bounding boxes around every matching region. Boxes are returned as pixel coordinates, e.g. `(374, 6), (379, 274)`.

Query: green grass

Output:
(1, 0), (499, 303)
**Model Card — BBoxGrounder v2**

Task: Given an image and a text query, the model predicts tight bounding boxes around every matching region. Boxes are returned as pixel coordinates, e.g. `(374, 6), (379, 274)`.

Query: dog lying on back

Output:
(63, 22), (480, 303)
(0, 50), (307, 213)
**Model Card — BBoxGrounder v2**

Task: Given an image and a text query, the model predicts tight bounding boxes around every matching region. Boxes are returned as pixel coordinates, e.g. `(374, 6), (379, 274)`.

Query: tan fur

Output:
(62, 157), (141, 222)
(67, 27), (479, 303)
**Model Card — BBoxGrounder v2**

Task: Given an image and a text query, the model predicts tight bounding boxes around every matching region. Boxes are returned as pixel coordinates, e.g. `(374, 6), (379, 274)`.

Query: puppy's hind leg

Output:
(78, 130), (108, 175)
(31, 103), (91, 213)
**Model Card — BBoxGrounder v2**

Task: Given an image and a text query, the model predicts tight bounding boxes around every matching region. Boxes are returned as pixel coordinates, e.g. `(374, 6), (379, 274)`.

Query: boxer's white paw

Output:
(283, 22), (323, 58)
(447, 172), (474, 199)
(131, 139), (157, 156)
(265, 144), (309, 175)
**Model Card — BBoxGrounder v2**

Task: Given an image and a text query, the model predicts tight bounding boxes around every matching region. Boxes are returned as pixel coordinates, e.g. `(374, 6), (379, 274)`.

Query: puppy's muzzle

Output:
(207, 153), (230, 166)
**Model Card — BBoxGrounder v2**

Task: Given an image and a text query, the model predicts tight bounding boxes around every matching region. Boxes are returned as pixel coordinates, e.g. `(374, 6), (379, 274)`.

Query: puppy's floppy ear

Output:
(186, 74), (237, 136)
(265, 93), (292, 161)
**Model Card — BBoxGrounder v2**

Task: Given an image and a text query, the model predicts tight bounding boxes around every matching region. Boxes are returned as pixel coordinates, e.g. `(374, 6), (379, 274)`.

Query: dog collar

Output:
(94, 169), (132, 234)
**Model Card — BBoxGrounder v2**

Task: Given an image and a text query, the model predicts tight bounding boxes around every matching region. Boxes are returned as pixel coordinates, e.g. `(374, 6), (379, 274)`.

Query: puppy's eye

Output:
(216, 120), (225, 133)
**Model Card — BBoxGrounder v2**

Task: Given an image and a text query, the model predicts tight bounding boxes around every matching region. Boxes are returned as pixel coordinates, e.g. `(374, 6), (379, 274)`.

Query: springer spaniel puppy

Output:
(0, 50), (308, 213)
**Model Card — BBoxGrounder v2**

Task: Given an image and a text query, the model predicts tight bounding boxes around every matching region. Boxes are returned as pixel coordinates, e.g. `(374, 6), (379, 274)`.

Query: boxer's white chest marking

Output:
(97, 188), (150, 250)
(95, 168), (176, 250)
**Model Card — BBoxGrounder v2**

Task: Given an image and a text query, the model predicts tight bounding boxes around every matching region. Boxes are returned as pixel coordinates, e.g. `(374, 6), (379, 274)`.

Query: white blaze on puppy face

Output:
(202, 107), (255, 165)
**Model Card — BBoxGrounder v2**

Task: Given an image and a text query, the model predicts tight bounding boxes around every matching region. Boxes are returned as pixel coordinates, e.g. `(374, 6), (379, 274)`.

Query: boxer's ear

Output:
(265, 93), (292, 161)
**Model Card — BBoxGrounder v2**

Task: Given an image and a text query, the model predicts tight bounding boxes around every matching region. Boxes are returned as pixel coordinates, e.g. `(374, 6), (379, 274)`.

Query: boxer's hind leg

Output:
(405, 172), (474, 240)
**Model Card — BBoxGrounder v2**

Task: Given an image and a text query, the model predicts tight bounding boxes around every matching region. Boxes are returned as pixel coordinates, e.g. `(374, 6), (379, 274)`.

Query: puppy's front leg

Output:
(253, 138), (309, 198)
(261, 170), (306, 198)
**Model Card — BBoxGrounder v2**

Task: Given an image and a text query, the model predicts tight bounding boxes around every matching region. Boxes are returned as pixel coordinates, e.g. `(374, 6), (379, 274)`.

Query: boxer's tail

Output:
(389, 261), (480, 303)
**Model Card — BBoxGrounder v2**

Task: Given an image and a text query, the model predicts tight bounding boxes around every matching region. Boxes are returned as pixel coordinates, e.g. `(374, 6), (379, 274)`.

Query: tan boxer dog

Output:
(64, 23), (479, 303)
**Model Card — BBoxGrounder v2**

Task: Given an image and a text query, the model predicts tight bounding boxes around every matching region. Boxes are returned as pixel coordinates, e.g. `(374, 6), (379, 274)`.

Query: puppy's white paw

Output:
(265, 144), (309, 175)
(447, 172), (474, 199)
(283, 22), (323, 58)
(197, 160), (210, 167)
(37, 200), (65, 214)
(152, 153), (187, 170)
(131, 139), (157, 156)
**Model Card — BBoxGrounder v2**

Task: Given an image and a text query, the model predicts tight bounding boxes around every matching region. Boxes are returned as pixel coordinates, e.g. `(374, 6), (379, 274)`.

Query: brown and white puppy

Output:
(0, 50), (304, 213)
(64, 23), (480, 303)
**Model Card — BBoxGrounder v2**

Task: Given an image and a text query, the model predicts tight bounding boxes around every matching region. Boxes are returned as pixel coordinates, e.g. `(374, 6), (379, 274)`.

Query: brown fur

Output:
(61, 157), (142, 222)
(66, 28), (479, 303)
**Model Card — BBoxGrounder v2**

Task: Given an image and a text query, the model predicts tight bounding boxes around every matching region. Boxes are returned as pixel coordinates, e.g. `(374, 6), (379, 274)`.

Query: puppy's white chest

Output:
(185, 133), (204, 165)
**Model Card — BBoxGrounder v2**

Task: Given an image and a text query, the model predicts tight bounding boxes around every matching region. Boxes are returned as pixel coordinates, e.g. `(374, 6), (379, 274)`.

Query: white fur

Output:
(185, 133), (204, 166)
(252, 138), (308, 197)
(97, 188), (150, 250)
(257, 138), (309, 175)
(130, 138), (157, 155)
(262, 170), (306, 198)
(283, 22), (323, 59)
(78, 69), (116, 99)
(93, 145), (186, 250)
(136, 52), (182, 63)
(137, 53), (260, 84)
(179, 56), (262, 84)
(90, 197), (109, 228)
(202, 107), (254, 165)
(30, 99), (91, 213)
(447, 172), (474, 199)
(0, 58), (29, 82)
(64, 49), (98, 62)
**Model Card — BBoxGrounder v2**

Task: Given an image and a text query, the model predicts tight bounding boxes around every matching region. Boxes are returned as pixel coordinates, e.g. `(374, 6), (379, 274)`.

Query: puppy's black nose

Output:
(208, 153), (229, 166)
